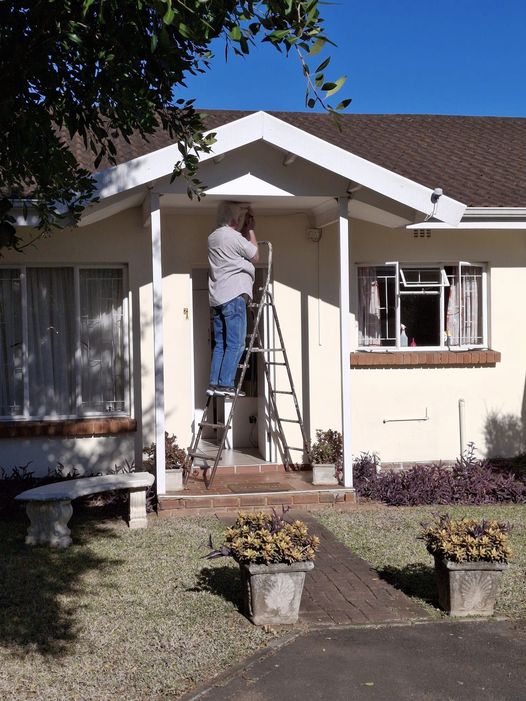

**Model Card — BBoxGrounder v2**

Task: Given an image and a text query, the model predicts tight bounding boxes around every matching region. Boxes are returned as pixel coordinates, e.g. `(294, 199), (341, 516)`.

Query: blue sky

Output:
(179, 1), (526, 116)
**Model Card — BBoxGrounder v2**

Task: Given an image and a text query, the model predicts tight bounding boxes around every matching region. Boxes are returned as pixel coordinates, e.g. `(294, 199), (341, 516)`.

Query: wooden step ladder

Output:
(184, 241), (312, 489)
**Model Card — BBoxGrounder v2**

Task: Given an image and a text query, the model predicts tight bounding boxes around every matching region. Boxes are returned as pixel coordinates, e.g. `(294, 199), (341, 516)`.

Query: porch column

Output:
(338, 196), (353, 488)
(150, 191), (166, 494)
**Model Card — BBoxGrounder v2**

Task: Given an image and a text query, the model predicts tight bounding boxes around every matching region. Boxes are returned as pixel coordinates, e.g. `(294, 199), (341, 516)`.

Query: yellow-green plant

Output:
(420, 513), (513, 563)
(206, 509), (319, 565)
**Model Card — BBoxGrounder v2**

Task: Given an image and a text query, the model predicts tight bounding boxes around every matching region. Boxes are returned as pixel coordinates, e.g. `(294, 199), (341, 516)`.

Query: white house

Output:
(2, 110), (525, 499)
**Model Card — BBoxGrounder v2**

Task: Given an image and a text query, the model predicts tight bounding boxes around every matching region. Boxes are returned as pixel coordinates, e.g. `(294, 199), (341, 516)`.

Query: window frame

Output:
(356, 260), (488, 351)
(0, 263), (131, 421)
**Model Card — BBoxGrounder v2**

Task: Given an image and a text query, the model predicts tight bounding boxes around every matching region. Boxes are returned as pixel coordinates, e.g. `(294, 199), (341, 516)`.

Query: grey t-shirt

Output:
(208, 225), (258, 307)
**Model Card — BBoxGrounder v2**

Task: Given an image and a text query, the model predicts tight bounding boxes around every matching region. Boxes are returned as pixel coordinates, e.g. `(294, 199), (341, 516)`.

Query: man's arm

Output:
(241, 211), (259, 263)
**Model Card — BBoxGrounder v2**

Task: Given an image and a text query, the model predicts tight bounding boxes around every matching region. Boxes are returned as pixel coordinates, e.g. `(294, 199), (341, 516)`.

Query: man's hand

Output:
(241, 209), (255, 239)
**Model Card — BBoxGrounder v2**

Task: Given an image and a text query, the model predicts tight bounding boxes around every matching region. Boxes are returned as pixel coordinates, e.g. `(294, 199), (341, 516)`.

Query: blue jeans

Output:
(209, 295), (247, 388)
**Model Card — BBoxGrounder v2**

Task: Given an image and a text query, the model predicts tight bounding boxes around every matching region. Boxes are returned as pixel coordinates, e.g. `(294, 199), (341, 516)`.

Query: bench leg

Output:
(25, 500), (73, 548)
(128, 488), (148, 529)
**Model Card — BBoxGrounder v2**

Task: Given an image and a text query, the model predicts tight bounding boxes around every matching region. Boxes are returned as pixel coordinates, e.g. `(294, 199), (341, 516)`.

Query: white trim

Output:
(149, 192), (166, 494)
(338, 197), (353, 489)
(89, 111), (466, 227)
(409, 221), (526, 229)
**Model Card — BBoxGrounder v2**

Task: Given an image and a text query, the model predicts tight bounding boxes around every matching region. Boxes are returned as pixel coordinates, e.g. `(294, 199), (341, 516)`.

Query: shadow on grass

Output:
(0, 509), (123, 658)
(191, 565), (242, 609)
(377, 562), (438, 606)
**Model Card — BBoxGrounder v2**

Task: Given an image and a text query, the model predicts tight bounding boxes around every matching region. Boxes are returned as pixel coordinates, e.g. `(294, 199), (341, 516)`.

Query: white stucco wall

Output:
(347, 223), (526, 464)
(2, 206), (525, 476)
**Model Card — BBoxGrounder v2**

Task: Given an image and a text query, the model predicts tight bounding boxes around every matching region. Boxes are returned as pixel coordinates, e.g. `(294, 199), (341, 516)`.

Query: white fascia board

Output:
(409, 221), (526, 229)
(409, 206), (526, 229)
(93, 111), (265, 200)
(259, 113), (466, 227)
(464, 207), (526, 218)
(90, 110), (465, 226)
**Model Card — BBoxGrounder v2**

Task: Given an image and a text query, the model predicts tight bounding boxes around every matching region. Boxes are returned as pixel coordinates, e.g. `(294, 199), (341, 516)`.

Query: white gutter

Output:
(409, 207), (526, 229)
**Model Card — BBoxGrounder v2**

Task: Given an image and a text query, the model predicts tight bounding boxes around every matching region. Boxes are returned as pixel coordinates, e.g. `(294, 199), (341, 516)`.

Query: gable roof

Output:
(67, 111), (526, 208)
(91, 111), (465, 226)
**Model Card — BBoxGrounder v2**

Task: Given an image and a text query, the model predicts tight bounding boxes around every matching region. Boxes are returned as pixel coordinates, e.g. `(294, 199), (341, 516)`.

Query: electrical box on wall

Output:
(306, 228), (322, 242)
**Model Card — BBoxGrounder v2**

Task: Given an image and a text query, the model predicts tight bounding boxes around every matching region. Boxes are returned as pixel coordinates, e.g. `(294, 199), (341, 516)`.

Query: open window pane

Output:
(358, 262), (486, 350)
(400, 294), (441, 346)
(400, 266), (448, 287)
(358, 266), (396, 347)
(0, 270), (23, 416)
(80, 269), (125, 413)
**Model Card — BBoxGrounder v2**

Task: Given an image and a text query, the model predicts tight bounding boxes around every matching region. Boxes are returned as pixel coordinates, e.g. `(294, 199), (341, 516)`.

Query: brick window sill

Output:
(0, 418), (137, 439)
(351, 350), (501, 368)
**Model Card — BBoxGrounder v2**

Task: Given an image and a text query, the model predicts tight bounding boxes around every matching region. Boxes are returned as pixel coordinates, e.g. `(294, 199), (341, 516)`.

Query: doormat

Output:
(227, 482), (292, 493)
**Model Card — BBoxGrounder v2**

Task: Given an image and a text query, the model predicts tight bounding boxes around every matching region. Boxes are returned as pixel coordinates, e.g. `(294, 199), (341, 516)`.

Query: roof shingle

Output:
(68, 111), (526, 208)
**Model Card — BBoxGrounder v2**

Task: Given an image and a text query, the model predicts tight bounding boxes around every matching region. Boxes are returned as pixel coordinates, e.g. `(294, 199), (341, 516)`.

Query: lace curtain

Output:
(358, 267), (382, 346)
(0, 267), (125, 418)
(446, 266), (482, 345)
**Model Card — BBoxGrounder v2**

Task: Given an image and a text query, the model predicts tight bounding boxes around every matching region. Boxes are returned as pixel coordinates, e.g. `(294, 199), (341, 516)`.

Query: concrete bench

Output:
(15, 472), (155, 549)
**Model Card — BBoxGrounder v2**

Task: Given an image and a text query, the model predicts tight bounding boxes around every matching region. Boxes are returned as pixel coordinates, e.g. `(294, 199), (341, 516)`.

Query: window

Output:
(0, 266), (129, 419)
(357, 262), (486, 349)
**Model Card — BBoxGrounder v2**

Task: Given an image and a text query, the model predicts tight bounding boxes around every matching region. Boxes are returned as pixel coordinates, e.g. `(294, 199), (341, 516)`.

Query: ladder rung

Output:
(272, 390), (293, 395)
(287, 447), (306, 451)
(188, 450), (216, 460)
(249, 348), (284, 353)
(278, 419), (300, 423)
(198, 422), (227, 430)
(266, 362), (286, 366)
(248, 302), (270, 308)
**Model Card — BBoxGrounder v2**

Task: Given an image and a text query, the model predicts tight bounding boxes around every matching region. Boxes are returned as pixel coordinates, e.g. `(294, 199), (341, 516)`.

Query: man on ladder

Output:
(207, 201), (258, 397)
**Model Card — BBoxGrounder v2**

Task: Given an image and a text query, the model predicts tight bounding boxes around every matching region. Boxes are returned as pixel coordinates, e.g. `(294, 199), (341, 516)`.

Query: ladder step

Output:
(198, 422), (227, 430)
(266, 361), (287, 366)
(278, 418), (300, 423)
(248, 302), (270, 308)
(249, 348), (284, 353)
(287, 446), (306, 451)
(272, 390), (293, 395)
(187, 450), (217, 460)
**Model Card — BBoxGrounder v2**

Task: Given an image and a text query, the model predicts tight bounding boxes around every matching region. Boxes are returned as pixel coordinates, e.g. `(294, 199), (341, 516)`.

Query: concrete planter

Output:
(434, 557), (508, 616)
(312, 463), (338, 485)
(165, 469), (184, 492)
(240, 560), (314, 625)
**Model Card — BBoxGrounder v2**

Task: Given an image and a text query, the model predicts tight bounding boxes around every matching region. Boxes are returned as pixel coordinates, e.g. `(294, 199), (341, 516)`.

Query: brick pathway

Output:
(299, 516), (431, 626)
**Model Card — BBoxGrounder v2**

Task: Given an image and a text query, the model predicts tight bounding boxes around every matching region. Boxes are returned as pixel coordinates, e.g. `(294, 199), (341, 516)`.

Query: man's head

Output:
(216, 201), (242, 229)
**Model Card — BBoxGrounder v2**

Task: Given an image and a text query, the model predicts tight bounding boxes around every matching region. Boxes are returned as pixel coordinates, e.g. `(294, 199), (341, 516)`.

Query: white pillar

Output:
(338, 197), (353, 488)
(150, 192), (166, 494)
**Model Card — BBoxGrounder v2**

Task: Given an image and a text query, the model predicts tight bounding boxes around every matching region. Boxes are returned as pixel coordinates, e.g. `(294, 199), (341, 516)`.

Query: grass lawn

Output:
(318, 504), (526, 619)
(0, 511), (274, 701)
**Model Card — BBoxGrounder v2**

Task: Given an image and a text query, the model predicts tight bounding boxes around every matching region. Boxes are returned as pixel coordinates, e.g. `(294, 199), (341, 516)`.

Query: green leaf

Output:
(309, 38), (325, 56)
(325, 76), (346, 97)
(229, 26), (242, 41)
(335, 98), (352, 111)
(315, 56), (331, 73)
(163, 5), (175, 25)
(178, 23), (191, 38)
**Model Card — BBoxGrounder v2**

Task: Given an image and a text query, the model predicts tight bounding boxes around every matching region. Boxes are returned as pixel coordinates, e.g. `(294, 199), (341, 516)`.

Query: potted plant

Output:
(143, 432), (186, 491)
(310, 429), (342, 485)
(420, 513), (512, 616)
(206, 508), (319, 625)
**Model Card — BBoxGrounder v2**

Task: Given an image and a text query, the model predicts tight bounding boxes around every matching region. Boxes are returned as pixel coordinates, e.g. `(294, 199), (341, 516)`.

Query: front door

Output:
(192, 267), (269, 455)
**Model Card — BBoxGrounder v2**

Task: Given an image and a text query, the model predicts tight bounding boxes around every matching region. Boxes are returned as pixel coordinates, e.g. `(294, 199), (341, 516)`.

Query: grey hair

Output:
(216, 201), (241, 227)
